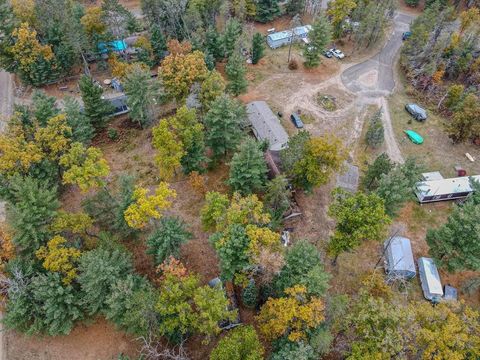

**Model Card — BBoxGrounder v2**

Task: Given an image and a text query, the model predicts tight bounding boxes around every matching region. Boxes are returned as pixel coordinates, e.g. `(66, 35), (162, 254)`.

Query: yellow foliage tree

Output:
(34, 114), (72, 160)
(11, 0), (36, 24)
(59, 142), (110, 192)
(81, 7), (106, 37)
(108, 55), (150, 79)
(0, 125), (43, 176)
(189, 171), (207, 195)
(134, 36), (153, 52)
(51, 211), (94, 235)
(256, 285), (325, 342)
(223, 193), (271, 231)
(10, 22), (54, 74)
(460, 7), (480, 33)
(0, 224), (15, 272)
(160, 40), (208, 100)
(151, 120), (185, 180)
(124, 182), (176, 229)
(246, 225), (281, 259)
(36, 236), (82, 285)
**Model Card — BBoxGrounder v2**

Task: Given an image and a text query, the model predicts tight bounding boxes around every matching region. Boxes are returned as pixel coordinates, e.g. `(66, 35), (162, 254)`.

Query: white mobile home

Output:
(267, 25), (312, 49)
(415, 174), (480, 203)
(384, 236), (416, 280)
(418, 257), (443, 302)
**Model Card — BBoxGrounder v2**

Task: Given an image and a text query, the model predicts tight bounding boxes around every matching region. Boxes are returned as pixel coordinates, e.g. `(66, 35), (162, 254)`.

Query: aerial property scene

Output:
(0, 0), (480, 359)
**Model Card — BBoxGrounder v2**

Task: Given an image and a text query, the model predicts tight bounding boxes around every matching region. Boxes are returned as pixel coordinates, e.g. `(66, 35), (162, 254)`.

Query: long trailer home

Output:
(415, 172), (480, 203)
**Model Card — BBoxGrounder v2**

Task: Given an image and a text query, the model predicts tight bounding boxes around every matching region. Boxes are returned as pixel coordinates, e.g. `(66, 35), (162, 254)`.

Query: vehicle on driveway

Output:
(402, 31), (412, 41)
(290, 113), (304, 128)
(329, 48), (345, 59)
(405, 103), (427, 121)
(323, 50), (333, 58)
(404, 130), (424, 144)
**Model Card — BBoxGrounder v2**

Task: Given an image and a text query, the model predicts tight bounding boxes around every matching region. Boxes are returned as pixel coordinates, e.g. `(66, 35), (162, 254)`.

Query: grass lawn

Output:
(388, 77), (480, 177)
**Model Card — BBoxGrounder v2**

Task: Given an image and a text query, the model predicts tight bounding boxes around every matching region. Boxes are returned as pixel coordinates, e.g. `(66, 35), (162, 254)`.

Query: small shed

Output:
(384, 236), (416, 279)
(267, 25), (312, 49)
(336, 163), (359, 193)
(246, 101), (289, 151)
(418, 257), (443, 302)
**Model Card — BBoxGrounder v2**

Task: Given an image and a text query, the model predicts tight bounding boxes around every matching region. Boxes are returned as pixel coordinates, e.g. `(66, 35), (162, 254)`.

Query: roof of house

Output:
(267, 25), (312, 42)
(418, 257), (443, 296)
(415, 175), (480, 197)
(384, 236), (415, 274)
(336, 163), (359, 192)
(246, 101), (289, 151)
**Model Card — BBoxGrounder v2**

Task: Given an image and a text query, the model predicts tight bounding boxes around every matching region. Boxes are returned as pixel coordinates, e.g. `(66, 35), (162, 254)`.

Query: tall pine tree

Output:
(303, 14), (332, 68)
(79, 75), (113, 129)
(256, 0), (281, 23)
(251, 33), (265, 65)
(226, 52), (248, 96)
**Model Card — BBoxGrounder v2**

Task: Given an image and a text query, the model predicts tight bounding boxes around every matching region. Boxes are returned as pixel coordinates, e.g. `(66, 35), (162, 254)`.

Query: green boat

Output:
(404, 130), (424, 144)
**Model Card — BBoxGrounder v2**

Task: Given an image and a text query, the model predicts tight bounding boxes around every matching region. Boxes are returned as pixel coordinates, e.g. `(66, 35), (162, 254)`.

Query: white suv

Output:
(330, 49), (345, 59)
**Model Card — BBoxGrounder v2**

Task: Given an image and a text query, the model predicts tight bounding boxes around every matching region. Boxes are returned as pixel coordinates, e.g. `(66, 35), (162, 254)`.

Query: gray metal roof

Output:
(415, 175), (480, 198)
(384, 236), (415, 274)
(418, 257), (443, 298)
(267, 25), (312, 42)
(246, 101), (289, 151)
(336, 163), (359, 192)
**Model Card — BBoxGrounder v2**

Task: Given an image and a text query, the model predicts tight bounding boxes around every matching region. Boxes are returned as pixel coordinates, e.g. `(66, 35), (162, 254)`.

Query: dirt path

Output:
(0, 69), (14, 360)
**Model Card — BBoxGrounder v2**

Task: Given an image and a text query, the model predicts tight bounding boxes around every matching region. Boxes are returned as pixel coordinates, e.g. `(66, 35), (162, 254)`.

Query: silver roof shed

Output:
(384, 236), (416, 279)
(246, 101), (289, 151)
(418, 257), (443, 302)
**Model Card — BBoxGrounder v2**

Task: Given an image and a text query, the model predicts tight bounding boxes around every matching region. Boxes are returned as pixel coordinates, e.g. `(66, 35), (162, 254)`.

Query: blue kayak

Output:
(404, 130), (423, 144)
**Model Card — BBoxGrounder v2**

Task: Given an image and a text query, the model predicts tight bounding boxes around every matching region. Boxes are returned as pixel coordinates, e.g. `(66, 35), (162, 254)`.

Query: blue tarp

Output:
(98, 40), (128, 54)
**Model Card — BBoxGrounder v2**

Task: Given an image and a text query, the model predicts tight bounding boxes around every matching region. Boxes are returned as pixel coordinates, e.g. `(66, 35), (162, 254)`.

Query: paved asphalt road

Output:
(341, 12), (414, 96)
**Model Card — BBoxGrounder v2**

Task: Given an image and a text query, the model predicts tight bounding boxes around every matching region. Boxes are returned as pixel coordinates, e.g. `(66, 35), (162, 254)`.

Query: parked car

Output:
(402, 31), (412, 41)
(323, 50), (333, 58)
(405, 103), (427, 121)
(329, 48), (345, 59)
(208, 278), (241, 330)
(290, 113), (304, 128)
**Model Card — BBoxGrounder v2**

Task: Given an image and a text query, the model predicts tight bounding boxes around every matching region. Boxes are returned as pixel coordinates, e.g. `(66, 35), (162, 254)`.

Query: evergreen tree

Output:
(286, 0), (306, 14)
(365, 109), (384, 149)
(222, 19), (242, 58)
(361, 153), (393, 191)
(228, 138), (268, 195)
(226, 52), (248, 96)
(123, 64), (161, 128)
(251, 33), (265, 65)
(146, 217), (192, 266)
(375, 158), (423, 217)
(64, 97), (94, 145)
(7, 176), (59, 255)
(204, 95), (246, 161)
(206, 26), (224, 60)
(264, 175), (291, 219)
(79, 75), (113, 129)
(303, 14), (332, 68)
(427, 198), (480, 272)
(242, 280), (258, 308)
(256, 0), (281, 23)
(150, 23), (167, 62)
(32, 91), (59, 126)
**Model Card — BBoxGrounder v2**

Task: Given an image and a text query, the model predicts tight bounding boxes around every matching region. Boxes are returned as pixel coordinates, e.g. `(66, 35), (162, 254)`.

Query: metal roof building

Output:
(267, 25), (312, 49)
(384, 236), (416, 279)
(246, 101), (289, 152)
(415, 175), (480, 203)
(418, 257), (443, 302)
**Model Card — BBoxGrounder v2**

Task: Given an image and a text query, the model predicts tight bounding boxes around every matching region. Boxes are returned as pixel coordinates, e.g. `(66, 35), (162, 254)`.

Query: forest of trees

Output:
(0, 0), (479, 359)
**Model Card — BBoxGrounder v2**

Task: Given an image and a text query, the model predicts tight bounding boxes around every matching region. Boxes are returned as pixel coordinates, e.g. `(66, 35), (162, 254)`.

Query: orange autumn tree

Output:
(160, 40), (208, 100)
(256, 285), (325, 342)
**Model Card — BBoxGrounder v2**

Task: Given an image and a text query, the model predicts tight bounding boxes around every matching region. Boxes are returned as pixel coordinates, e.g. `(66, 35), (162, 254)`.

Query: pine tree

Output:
(256, 0), (281, 23)
(228, 138), (268, 195)
(361, 153), (393, 191)
(222, 19), (242, 58)
(7, 176), (59, 255)
(206, 26), (224, 60)
(365, 109), (384, 148)
(204, 95), (246, 161)
(251, 33), (265, 65)
(303, 14), (332, 68)
(32, 91), (59, 126)
(79, 75), (113, 129)
(427, 199), (480, 272)
(123, 64), (161, 128)
(146, 217), (192, 266)
(226, 52), (248, 96)
(150, 23), (167, 62)
(242, 279), (258, 308)
(286, 0), (306, 14)
(64, 97), (94, 146)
